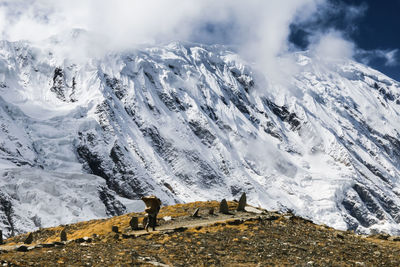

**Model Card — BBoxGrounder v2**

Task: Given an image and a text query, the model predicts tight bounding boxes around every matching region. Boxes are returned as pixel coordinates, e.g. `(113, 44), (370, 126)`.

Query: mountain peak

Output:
(0, 41), (400, 237)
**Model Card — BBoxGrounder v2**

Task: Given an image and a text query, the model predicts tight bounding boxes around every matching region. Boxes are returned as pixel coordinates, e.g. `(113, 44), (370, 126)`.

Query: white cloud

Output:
(1, 0), (380, 81)
(383, 49), (399, 66)
(309, 31), (355, 60)
(0, 1), (324, 51)
(356, 48), (399, 67)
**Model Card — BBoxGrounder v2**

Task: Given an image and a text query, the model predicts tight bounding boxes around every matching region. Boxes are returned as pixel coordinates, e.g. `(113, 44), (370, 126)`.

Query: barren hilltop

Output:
(1, 200), (400, 266)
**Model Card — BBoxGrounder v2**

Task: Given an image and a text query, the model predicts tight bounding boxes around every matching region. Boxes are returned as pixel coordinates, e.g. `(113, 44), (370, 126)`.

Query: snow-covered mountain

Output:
(1, 34), (400, 237)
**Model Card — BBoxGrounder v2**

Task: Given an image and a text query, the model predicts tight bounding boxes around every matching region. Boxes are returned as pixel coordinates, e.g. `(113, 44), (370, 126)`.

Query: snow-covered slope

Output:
(0, 36), (400, 236)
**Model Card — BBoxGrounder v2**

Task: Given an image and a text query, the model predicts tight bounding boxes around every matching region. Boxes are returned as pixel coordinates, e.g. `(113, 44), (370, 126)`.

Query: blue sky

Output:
(290, 0), (400, 80)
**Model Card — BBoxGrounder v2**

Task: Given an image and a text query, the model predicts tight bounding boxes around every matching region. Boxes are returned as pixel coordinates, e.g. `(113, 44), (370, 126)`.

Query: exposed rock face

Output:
(0, 39), (400, 235)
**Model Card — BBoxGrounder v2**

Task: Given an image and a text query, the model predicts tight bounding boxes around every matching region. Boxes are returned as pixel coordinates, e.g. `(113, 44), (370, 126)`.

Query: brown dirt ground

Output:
(1, 201), (400, 266)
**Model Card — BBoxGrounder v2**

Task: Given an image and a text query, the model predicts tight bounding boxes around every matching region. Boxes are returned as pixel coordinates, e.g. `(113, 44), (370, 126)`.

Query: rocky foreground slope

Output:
(0, 33), (400, 235)
(1, 201), (400, 266)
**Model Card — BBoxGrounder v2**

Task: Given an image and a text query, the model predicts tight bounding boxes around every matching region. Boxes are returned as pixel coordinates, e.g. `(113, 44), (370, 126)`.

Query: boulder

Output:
(219, 199), (229, 214)
(16, 245), (29, 252)
(24, 233), (33, 245)
(112, 225), (119, 233)
(208, 208), (215, 215)
(237, 193), (247, 211)
(60, 228), (67, 242)
(130, 217), (139, 230)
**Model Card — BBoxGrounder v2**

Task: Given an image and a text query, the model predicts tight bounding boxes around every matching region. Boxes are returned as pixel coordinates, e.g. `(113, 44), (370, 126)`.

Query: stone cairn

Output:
(237, 193), (247, 211)
(129, 217), (139, 230)
(24, 232), (33, 245)
(60, 228), (67, 242)
(219, 199), (230, 214)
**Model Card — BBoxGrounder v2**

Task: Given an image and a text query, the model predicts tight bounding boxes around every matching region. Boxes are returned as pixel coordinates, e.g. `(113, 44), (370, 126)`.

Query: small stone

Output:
(244, 206), (263, 214)
(60, 228), (67, 242)
(42, 243), (55, 248)
(16, 245), (29, 252)
(336, 233), (344, 239)
(24, 233), (33, 245)
(237, 193), (247, 211)
(192, 208), (200, 217)
(163, 216), (172, 221)
(129, 217), (139, 230)
(389, 236), (400, 241)
(219, 199), (229, 214)
(83, 237), (92, 242)
(111, 225), (119, 233)
(208, 208), (214, 215)
(373, 251), (381, 257)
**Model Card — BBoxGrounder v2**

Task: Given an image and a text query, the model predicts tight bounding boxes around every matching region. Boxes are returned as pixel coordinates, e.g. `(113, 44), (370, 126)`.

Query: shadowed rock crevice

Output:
(263, 98), (301, 131)
(0, 191), (15, 237)
(98, 186), (127, 216)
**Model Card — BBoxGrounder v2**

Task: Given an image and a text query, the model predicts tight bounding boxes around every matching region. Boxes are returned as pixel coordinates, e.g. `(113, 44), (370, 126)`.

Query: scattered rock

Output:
(60, 228), (67, 242)
(16, 245), (29, 252)
(53, 241), (65, 247)
(375, 234), (390, 240)
(244, 206), (263, 214)
(74, 237), (92, 244)
(227, 219), (243, 225)
(129, 217), (139, 230)
(42, 243), (55, 248)
(24, 233), (33, 245)
(163, 216), (172, 222)
(173, 227), (188, 233)
(112, 225), (119, 233)
(388, 236), (400, 242)
(219, 199), (229, 214)
(336, 233), (344, 239)
(192, 208), (200, 218)
(237, 193), (246, 211)
(262, 215), (280, 221)
(83, 237), (92, 243)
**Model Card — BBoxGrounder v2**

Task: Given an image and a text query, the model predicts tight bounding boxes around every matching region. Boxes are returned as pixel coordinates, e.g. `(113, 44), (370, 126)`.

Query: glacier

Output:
(0, 35), (400, 237)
